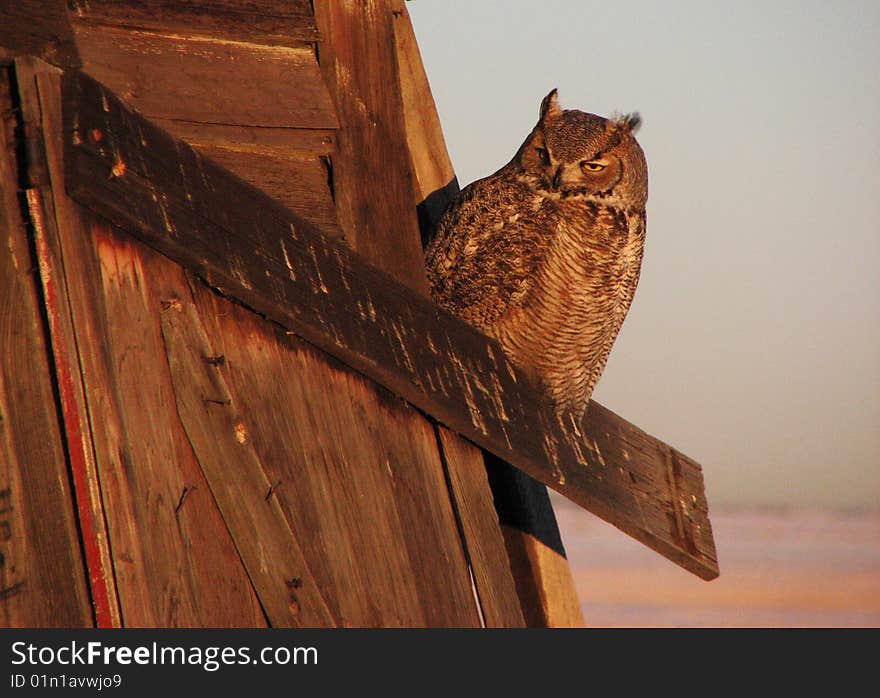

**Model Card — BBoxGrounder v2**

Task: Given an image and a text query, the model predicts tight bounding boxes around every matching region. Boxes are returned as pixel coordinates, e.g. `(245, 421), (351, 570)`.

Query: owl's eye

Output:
(581, 161), (606, 173)
(535, 147), (549, 165)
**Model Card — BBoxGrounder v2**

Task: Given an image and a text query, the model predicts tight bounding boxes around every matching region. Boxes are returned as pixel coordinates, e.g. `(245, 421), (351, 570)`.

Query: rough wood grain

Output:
(2, 0), (341, 236)
(159, 296), (337, 627)
(198, 145), (341, 237)
(16, 58), (121, 627)
(23, 64), (482, 627)
(63, 70), (718, 580)
(0, 66), (92, 627)
(435, 428), (526, 627)
(313, 0), (428, 293)
(66, 0), (320, 44)
(71, 22), (337, 129)
(153, 120), (336, 157)
(77, 224), (270, 627)
(67, 16), (342, 228)
(390, 0), (457, 217)
(189, 284), (483, 627)
(0, 1), (81, 68)
(500, 528), (585, 627)
(22, 63), (268, 627)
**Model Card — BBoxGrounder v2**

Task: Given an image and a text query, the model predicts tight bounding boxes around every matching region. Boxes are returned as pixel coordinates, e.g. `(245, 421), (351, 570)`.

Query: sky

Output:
(408, 0), (880, 509)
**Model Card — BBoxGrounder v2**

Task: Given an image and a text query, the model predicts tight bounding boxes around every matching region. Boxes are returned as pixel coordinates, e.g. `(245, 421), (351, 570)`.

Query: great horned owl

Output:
(426, 89), (647, 423)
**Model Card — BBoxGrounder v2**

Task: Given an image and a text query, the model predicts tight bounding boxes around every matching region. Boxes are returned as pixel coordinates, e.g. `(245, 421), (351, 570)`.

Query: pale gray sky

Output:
(408, 0), (880, 509)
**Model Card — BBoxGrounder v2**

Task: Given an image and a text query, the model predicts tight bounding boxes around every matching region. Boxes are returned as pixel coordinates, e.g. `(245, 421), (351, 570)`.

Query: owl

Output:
(425, 89), (648, 424)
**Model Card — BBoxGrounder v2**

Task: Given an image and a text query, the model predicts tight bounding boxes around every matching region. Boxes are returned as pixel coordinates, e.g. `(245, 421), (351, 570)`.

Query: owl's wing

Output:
(425, 174), (558, 331)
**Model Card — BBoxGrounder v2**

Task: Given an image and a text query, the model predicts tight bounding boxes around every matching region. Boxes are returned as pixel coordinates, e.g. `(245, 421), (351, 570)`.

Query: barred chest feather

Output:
(492, 199), (645, 417)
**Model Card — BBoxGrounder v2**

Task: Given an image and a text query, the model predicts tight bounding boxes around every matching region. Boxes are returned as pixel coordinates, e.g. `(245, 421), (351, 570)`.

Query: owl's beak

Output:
(552, 166), (563, 191)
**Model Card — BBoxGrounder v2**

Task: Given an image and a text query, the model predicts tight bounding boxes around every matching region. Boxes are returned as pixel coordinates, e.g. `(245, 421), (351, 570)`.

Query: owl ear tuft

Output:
(614, 112), (642, 134)
(540, 89), (561, 121)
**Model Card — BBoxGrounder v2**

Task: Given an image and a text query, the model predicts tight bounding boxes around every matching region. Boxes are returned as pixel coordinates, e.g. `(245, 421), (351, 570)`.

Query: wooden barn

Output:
(0, 1), (718, 628)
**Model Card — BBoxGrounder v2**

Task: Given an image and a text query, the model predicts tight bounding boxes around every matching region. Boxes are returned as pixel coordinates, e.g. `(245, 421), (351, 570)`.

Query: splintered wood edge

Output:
(60, 69), (719, 581)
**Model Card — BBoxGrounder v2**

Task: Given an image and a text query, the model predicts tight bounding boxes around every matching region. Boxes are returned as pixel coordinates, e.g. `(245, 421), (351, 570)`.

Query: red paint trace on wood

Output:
(28, 189), (117, 627)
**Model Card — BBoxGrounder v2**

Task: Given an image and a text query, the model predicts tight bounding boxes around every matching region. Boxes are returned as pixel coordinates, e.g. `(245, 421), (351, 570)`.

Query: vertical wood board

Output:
(313, 0), (428, 293)
(16, 58), (122, 627)
(189, 286), (483, 626)
(0, 66), (92, 627)
(435, 428), (526, 628)
(159, 293), (337, 627)
(24, 63), (267, 627)
(18, 64), (486, 627)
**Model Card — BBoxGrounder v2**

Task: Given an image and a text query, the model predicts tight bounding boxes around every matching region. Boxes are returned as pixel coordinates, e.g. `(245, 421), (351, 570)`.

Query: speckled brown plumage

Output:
(425, 90), (648, 423)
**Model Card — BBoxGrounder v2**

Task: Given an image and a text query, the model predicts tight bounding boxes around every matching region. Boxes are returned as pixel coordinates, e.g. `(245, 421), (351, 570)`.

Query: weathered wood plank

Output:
(68, 18), (344, 231)
(85, 226), (271, 627)
(435, 428), (526, 627)
(499, 526), (586, 627)
(16, 58), (121, 627)
(159, 295), (337, 627)
(22, 63), (268, 627)
(0, 65), (92, 627)
(198, 145), (342, 237)
(152, 120), (336, 156)
(484, 452), (585, 627)
(67, 0), (320, 44)
(26, 61), (481, 627)
(63, 70), (719, 581)
(190, 284), (483, 627)
(390, 0), (457, 230)
(71, 22), (338, 129)
(0, 1), (81, 68)
(313, 0), (428, 293)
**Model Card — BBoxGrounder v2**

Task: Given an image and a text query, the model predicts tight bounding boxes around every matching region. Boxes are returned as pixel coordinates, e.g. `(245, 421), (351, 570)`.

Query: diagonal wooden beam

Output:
(61, 70), (719, 581)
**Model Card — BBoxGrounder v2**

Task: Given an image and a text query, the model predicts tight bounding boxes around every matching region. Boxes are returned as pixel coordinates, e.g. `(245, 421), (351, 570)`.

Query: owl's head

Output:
(515, 89), (647, 207)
